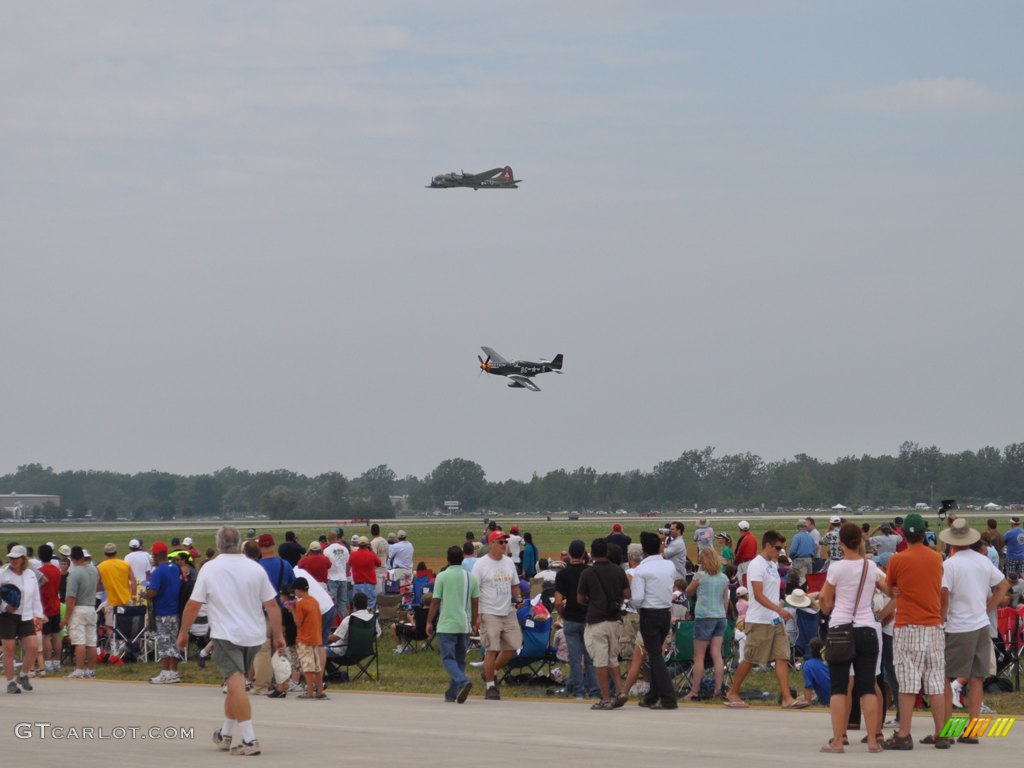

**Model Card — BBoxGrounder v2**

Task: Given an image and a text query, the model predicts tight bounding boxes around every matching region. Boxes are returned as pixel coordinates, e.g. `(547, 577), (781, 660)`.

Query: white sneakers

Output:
(66, 669), (87, 678)
(951, 680), (964, 709)
(149, 671), (181, 684)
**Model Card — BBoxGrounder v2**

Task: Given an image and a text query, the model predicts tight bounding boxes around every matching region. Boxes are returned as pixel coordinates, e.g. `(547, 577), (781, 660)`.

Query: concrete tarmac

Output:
(3, 679), (1018, 764)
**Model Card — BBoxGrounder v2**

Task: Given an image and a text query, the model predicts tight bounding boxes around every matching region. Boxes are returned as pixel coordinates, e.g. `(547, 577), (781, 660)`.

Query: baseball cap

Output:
(489, 530), (510, 542)
(309, 541), (322, 551)
(292, 576), (310, 591)
(509, 525), (519, 533)
(612, 523), (623, 532)
(257, 533), (275, 547)
(82, 549), (91, 559)
(7, 545), (28, 559)
(903, 513), (926, 535)
(568, 539), (586, 558)
(397, 530), (407, 539)
(1011, 516), (1021, 526)
(357, 536), (370, 546)
(103, 542), (117, 555)
(829, 515), (841, 524)
(58, 544), (72, 558)
(151, 541), (168, 556)
(129, 538), (141, 549)
(737, 520), (750, 531)
(183, 537), (193, 546)
(736, 586), (748, 597)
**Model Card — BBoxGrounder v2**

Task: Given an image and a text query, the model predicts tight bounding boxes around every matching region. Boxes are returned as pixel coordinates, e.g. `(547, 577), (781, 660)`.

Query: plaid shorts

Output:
(1005, 559), (1024, 577)
(894, 624), (945, 696)
(154, 614), (180, 660)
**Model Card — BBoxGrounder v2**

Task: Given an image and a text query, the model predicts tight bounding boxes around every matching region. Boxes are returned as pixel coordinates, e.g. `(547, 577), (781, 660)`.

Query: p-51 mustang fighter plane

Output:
(428, 166), (521, 190)
(478, 346), (563, 391)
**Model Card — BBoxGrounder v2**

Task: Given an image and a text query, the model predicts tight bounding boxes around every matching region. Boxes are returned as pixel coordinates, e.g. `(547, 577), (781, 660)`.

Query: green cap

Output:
(903, 513), (926, 535)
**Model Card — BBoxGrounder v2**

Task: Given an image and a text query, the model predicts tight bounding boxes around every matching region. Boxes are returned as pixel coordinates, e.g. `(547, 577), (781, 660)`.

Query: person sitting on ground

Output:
(800, 638), (831, 705)
(534, 558), (558, 586)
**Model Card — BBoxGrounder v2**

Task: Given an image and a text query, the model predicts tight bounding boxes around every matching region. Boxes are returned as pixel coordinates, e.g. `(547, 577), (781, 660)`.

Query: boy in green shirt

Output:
(427, 546), (480, 703)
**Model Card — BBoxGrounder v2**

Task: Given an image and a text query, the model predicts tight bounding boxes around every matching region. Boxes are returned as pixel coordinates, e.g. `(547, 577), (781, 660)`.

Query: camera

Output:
(659, 528), (670, 536)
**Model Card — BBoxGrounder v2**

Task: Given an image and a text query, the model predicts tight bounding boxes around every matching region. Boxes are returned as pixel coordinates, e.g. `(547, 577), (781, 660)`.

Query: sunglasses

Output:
(772, 544), (784, 551)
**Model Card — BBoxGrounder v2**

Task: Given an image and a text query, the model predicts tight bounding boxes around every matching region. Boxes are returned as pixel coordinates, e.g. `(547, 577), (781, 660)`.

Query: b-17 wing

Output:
(480, 346), (510, 365)
(506, 374), (540, 392)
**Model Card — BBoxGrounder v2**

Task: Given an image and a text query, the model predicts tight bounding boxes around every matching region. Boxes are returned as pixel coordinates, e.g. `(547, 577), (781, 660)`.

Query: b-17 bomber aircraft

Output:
(478, 346), (563, 391)
(428, 166), (521, 190)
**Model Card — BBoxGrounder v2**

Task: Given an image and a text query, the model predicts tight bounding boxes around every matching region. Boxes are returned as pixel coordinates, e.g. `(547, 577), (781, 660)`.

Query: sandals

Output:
(781, 699), (810, 709)
(590, 699), (614, 710)
(723, 699), (750, 709)
(820, 744), (845, 754)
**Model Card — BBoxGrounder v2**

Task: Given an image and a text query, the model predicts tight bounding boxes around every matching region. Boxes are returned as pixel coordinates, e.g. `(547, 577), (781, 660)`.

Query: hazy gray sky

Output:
(3, 2), (1022, 482)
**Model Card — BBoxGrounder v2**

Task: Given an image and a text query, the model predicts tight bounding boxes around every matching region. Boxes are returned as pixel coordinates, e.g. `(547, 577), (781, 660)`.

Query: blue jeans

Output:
(353, 582), (377, 611)
(320, 606), (336, 647)
(562, 619), (599, 697)
(437, 632), (470, 700)
(327, 580), (348, 618)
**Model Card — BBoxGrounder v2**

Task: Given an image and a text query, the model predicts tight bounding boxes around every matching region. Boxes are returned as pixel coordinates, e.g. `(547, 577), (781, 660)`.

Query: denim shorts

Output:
(693, 617), (726, 641)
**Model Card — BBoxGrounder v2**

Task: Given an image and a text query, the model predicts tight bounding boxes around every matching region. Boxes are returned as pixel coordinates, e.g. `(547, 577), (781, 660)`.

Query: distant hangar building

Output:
(0, 492), (61, 519)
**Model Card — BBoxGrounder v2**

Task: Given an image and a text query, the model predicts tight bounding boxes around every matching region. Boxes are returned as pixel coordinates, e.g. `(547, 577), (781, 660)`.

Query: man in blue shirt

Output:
(144, 541), (182, 684)
(1005, 516), (1024, 576)
(252, 533), (295, 696)
(789, 520), (816, 577)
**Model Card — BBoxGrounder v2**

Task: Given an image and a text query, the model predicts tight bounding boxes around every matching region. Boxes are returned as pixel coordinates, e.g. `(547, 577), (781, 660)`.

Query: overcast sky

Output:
(2, 1), (1022, 483)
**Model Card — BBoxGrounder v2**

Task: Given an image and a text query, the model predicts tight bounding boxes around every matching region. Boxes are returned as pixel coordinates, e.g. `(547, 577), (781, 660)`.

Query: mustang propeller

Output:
(478, 354), (492, 373)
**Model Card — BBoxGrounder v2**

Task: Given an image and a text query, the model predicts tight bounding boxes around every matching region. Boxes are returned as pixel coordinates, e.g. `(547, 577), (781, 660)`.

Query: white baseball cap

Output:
(183, 537), (193, 546)
(738, 520), (750, 531)
(129, 539), (141, 549)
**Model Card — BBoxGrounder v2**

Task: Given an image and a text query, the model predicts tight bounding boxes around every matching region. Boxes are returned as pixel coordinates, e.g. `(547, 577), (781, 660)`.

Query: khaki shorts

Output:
(584, 620), (622, 668)
(480, 612), (522, 652)
(296, 643), (323, 673)
(68, 606), (98, 647)
(945, 627), (991, 680)
(742, 622), (790, 665)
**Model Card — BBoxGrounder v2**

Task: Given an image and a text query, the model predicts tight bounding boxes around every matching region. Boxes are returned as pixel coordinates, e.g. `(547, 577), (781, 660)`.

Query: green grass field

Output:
(11, 516), (1024, 713)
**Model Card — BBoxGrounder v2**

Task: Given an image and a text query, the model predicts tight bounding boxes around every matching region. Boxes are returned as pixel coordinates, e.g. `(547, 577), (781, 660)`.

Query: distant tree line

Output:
(3, 441), (1022, 521)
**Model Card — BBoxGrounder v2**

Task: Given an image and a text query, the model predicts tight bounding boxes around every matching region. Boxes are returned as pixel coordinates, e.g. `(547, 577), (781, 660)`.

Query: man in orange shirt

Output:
(291, 577), (325, 700)
(883, 513), (948, 750)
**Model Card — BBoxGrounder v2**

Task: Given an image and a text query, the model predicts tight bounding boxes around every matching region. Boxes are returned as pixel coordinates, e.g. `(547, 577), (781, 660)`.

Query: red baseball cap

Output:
(257, 533), (275, 547)
(151, 541), (168, 556)
(612, 523), (622, 532)
(510, 525), (519, 533)
(489, 531), (510, 542)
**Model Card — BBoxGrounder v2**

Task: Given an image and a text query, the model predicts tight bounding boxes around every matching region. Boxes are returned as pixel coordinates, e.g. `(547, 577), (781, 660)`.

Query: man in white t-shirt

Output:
(940, 520), (1009, 733)
(506, 526), (524, 575)
(176, 527), (283, 757)
(322, 532), (350, 618)
(471, 531), (523, 700)
(725, 529), (808, 710)
(124, 539), (152, 586)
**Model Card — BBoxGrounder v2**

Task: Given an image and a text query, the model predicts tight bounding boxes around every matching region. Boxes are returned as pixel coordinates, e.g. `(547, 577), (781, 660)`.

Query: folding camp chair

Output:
(375, 594), (402, 629)
(396, 604), (436, 653)
(111, 604), (148, 662)
(669, 620), (736, 697)
(501, 611), (558, 686)
(326, 615), (379, 682)
(993, 607), (1023, 691)
(412, 574), (434, 606)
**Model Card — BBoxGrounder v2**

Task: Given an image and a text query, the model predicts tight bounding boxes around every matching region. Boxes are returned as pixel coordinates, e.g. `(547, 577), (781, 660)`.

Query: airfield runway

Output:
(4, 679), (1018, 764)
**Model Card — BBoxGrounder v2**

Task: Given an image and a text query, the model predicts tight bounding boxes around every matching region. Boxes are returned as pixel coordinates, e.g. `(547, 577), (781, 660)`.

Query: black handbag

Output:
(825, 560), (868, 664)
